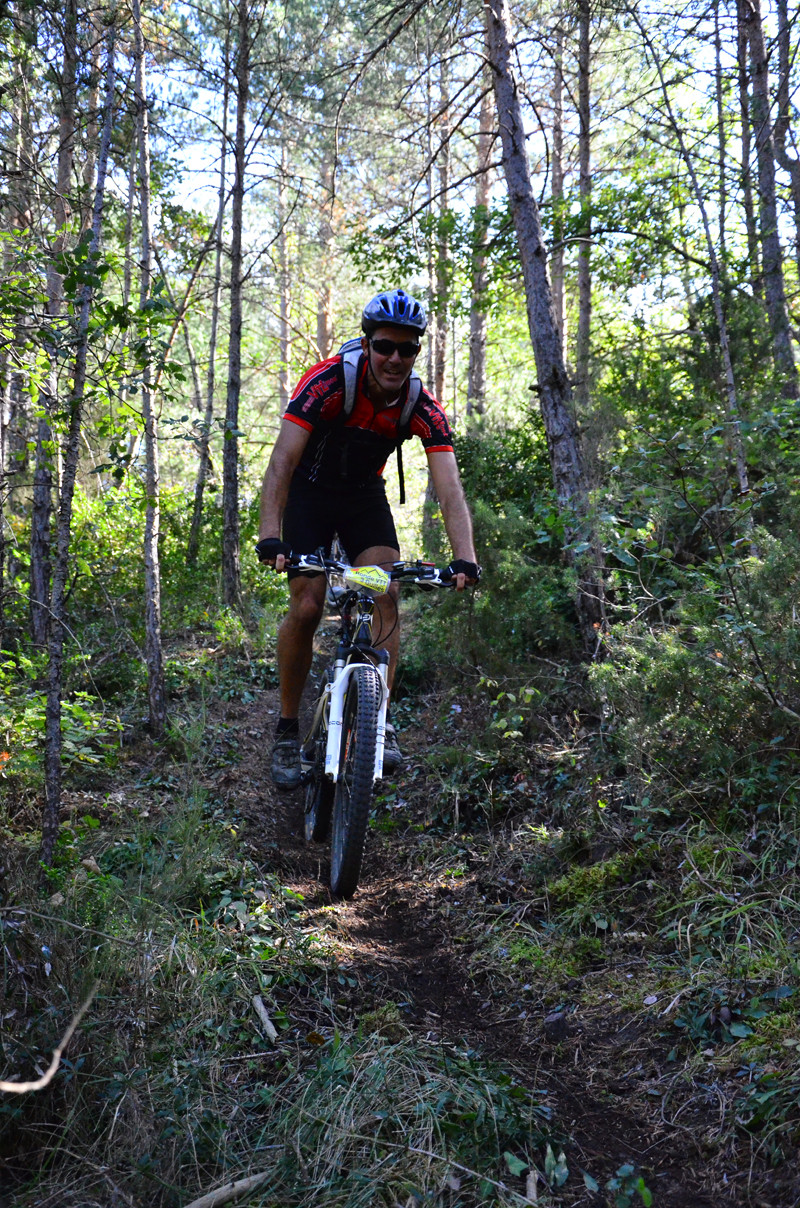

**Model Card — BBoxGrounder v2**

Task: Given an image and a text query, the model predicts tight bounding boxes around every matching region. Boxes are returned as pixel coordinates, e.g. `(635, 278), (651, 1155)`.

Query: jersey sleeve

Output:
(411, 391), (454, 454)
(284, 357), (344, 431)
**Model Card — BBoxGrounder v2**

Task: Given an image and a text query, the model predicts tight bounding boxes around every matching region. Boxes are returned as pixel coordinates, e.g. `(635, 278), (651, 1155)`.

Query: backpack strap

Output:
(336, 340), (423, 505)
(395, 377), (422, 505)
(339, 339), (363, 418)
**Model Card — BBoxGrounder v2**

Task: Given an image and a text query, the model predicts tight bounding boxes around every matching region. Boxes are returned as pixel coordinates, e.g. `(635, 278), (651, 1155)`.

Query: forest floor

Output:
(4, 614), (799, 1208)
(195, 637), (796, 1208)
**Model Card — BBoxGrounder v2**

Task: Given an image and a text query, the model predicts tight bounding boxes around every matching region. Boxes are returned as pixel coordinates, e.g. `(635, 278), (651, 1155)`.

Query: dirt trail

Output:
(221, 686), (758, 1208)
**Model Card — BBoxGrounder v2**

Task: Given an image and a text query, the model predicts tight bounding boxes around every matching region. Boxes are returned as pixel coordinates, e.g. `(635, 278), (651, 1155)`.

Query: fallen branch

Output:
(0, 982), (99, 1094)
(252, 995), (278, 1043)
(0, 907), (138, 947)
(182, 1171), (271, 1208)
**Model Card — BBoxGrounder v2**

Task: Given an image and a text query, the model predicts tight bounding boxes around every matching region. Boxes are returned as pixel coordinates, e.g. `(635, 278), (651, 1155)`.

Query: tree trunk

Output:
(425, 24), (436, 394)
(81, 9), (103, 214)
(575, 0), (591, 416)
(714, 0), (727, 262)
(41, 27), (116, 869)
(774, 0), (800, 283)
(222, 0), (250, 610)
(736, 14), (761, 295)
(0, 360), (10, 646)
(188, 20), (231, 569)
(32, 0), (78, 647)
(434, 57), (450, 404)
(467, 81), (493, 416)
(133, 0), (166, 737)
(484, 0), (605, 646)
(2, 6), (35, 635)
(316, 154), (334, 361)
(182, 320), (204, 418)
(29, 418), (52, 645)
(740, 0), (798, 398)
(550, 23), (566, 353)
(6, 0), (34, 235)
(278, 138), (291, 414)
(123, 139), (136, 310)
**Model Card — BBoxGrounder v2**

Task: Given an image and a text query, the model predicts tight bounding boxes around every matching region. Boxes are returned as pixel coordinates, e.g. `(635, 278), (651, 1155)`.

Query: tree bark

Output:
(467, 82), (493, 416)
(133, 0), (167, 737)
(736, 8), (761, 296)
(0, 352), (11, 646)
(425, 22), (436, 394)
(32, 0), (78, 647)
(740, 0), (798, 397)
(434, 57), (450, 405)
(278, 137), (291, 414)
(123, 139), (136, 310)
(41, 26), (116, 868)
(2, 3), (35, 636)
(484, 0), (605, 645)
(714, 0), (727, 262)
(222, 0), (250, 609)
(316, 154), (334, 362)
(29, 418), (52, 645)
(774, 0), (800, 283)
(550, 23), (566, 354)
(81, 8), (103, 215)
(575, 0), (591, 416)
(188, 17), (231, 569)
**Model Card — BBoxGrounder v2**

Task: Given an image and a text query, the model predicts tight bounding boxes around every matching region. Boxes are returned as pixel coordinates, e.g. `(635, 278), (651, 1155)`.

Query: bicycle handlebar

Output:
(285, 553), (456, 588)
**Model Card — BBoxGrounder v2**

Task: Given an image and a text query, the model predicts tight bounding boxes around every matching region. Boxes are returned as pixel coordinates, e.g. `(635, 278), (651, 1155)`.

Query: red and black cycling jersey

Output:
(283, 353), (454, 489)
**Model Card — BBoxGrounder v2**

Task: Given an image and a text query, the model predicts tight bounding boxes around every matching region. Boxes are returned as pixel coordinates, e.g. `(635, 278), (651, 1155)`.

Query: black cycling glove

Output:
(255, 537), (292, 564)
(448, 559), (481, 582)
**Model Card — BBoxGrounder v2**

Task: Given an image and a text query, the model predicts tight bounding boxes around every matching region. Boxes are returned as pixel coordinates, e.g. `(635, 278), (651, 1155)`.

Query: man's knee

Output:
(286, 580), (326, 631)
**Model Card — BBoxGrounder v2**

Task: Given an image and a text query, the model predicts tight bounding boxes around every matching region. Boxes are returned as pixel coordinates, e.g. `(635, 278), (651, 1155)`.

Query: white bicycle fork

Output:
(324, 658), (390, 783)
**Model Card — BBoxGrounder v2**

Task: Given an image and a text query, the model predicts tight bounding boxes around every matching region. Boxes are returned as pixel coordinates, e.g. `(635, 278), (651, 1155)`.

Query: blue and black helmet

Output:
(361, 288), (427, 336)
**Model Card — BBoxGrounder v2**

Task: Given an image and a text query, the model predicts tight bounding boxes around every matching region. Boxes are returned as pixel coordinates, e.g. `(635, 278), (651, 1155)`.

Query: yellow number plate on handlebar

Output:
(344, 566), (390, 595)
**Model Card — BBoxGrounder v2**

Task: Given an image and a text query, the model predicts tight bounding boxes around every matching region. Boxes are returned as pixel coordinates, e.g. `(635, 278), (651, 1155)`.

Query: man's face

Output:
(361, 324), (421, 397)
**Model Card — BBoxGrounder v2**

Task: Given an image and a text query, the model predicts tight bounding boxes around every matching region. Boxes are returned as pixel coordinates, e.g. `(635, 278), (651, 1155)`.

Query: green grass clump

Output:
(546, 845), (658, 907)
(240, 1033), (553, 1207)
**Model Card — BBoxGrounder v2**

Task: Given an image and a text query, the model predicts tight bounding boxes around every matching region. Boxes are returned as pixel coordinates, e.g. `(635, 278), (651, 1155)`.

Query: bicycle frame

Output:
(295, 555), (453, 786)
(301, 580), (390, 785)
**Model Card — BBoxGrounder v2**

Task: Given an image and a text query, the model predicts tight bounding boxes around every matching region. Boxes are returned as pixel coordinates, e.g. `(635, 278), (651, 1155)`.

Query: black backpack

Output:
(338, 338), (423, 504)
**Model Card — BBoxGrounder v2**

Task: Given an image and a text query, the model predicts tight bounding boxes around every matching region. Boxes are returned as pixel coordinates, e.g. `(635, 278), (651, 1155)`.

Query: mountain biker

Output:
(256, 287), (480, 790)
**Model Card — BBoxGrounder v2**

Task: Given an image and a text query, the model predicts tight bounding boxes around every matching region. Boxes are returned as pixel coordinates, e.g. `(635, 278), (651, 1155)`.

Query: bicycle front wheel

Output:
(330, 663), (381, 898)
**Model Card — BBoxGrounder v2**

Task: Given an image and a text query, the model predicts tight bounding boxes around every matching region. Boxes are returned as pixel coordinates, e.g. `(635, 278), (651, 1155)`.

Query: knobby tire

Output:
(330, 663), (380, 898)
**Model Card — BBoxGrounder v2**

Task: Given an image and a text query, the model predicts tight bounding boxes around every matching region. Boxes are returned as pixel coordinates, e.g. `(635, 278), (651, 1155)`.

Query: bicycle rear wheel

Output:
(304, 674), (334, 843)
(330, 663), (380, 898)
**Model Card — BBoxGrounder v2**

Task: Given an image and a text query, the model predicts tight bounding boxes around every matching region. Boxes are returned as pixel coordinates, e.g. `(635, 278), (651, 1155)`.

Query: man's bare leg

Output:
(277, 573), (327, 719)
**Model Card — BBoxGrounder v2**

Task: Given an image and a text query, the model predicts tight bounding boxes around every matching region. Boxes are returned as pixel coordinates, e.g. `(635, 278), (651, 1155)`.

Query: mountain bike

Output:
(286, 553), (455, 898)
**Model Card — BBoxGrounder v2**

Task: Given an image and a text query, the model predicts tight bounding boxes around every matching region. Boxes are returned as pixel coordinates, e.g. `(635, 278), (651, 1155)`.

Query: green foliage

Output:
(601, 1164), (653, 1208)
(672, 986), (781, 1049)
(398, 422), (578, 681)
(0, 650), (121, 786)
(592, 521), (800, 820)
(348, 203), (520, 320)
(736, 1065), (800, 1162)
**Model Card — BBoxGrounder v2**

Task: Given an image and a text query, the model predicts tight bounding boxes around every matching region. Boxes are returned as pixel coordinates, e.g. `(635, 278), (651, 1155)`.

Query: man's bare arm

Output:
(426, 450), (478, 587)
(258, 421), (311, 568)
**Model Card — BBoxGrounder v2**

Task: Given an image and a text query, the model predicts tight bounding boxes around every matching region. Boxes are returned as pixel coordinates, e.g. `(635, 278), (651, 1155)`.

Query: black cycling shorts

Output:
(282, 475), (400, 577)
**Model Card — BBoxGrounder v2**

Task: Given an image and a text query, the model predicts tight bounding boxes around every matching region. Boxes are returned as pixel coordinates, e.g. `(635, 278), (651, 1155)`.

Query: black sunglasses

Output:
(369, 337), (420, 358)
